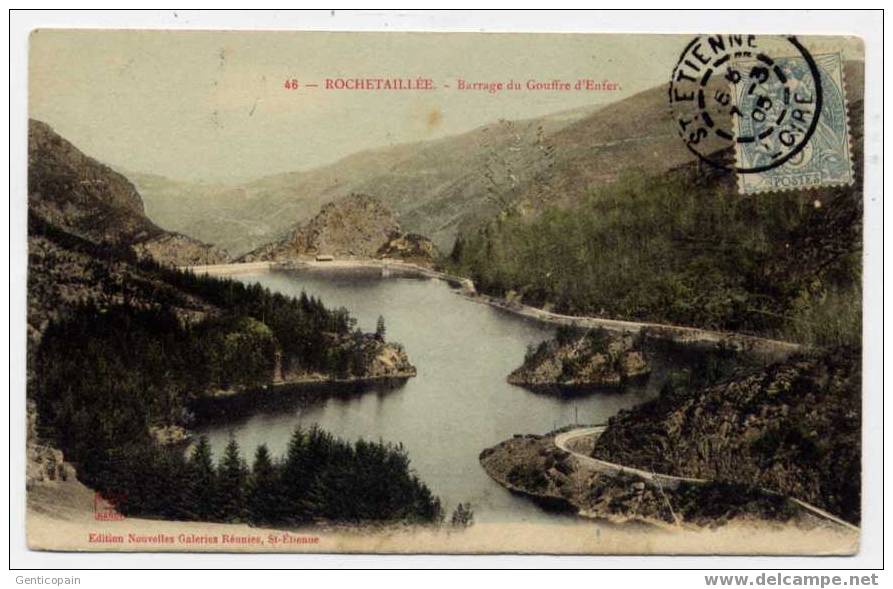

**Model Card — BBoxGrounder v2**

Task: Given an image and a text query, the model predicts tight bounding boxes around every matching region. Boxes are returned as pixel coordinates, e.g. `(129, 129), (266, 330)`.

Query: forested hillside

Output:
(27, 123), (439, 526)
(446, 103), (863, 348)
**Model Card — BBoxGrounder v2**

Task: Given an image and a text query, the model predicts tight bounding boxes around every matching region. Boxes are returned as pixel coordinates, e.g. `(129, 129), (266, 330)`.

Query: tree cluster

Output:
(447, 167), (862, 347)
(94, 428), (443, 526)
(33, 294), (437, 525)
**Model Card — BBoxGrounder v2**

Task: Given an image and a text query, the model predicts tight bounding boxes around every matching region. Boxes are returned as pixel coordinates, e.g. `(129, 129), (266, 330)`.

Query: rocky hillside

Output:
(508, 327), (649, 390)
(27, 207), (418, 506)
(29, 120), (228, 266)
(241, 194), (437, 265)
(131, 233), (228, 266)
(591, 348), (861, 524)
(26, 126), (419, 503)
(480, 431), (805, 528)
(129, 105), (597, 254)
(27, 214), (216, 348)
(29, 119), (154, 244)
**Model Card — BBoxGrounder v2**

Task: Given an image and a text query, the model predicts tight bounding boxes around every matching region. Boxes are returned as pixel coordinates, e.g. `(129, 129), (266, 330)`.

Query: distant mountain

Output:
(28, 120), (228, 266)
(128, 105), (599, 255)
(129, 61), (865, 257)
(511, 60), (863, 215)
(243, 193), (437, 266)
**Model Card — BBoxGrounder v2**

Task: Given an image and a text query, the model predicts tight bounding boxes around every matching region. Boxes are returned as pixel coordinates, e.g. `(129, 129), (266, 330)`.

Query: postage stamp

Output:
(668, 35), (854, 194)
(733, 52), (854, 194)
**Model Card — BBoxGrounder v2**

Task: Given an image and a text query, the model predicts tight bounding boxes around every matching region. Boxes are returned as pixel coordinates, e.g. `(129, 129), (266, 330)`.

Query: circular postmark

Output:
(668, 35), (823, 173)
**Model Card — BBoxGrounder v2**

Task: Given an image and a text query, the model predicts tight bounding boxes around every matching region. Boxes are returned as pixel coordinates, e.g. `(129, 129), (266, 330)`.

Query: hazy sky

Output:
(29, 30), (859, 184)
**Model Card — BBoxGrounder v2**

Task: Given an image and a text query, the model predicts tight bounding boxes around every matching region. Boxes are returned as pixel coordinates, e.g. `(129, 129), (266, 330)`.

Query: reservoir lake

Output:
(196, 268), (667, 524)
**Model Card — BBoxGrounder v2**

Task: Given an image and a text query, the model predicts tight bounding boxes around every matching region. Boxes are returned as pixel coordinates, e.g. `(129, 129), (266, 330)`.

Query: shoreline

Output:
(183, 260), (276, 276)
(206, 372), (415, 400)
(184, 259), (803, 360)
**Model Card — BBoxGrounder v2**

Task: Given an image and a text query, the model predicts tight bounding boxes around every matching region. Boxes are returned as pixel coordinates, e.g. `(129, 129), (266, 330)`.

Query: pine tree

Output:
(375, 315), (386, 341)
(185, 436), (218, 521)
(217, 437), (248, 522)
(450, 502), (474, 527)
(247, 443), (280, 524)
(281, 426), (313, 521)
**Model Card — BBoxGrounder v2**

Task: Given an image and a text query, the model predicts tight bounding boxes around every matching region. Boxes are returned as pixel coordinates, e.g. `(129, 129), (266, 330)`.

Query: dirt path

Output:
(183, 261), (275, 276)
(554, 427), (860, 533)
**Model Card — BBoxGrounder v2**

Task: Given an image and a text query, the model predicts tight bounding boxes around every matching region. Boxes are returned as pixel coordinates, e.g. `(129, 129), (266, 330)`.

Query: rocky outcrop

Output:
(591, 348), (861, 525)
(244, 194), (398, 261)
(376, 232), (438, 266)
(26, 401), (76, 490)
(275, 336), (416, 386)
(132, 232), (229, 266)
(149, 425), (192, 446)
(241, 194), (437, 265)
(508, 327), (650, 389)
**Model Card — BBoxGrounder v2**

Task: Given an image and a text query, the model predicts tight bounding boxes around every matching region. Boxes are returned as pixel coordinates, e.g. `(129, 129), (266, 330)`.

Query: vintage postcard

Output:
(25, 28), (866, 555)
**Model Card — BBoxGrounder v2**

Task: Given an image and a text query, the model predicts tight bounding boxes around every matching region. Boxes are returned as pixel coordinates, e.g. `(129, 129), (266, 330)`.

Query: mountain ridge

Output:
(126, 61), (864, 258)
(126, 103), (602, 254)
(28, 119), (229, 266)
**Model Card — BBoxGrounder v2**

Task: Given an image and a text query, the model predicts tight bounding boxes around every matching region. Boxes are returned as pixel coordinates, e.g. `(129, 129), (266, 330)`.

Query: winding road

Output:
(554, 427), (860, 533)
